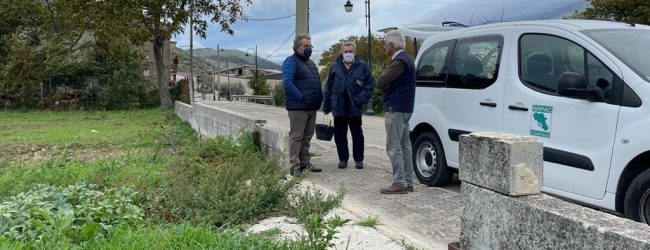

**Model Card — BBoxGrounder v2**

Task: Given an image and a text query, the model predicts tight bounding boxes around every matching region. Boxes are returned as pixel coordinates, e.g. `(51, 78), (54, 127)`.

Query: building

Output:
(214, 65), (282, 95)
(137, 40), (177, 88)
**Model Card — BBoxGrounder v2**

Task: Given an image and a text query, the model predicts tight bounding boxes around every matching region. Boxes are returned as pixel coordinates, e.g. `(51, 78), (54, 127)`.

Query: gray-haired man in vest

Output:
(377, 31), (416, 194)
(282, 34), (324, 176)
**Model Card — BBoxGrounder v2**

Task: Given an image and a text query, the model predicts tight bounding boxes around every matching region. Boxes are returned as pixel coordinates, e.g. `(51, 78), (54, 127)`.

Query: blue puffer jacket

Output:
(282, 53), (323, 111)
(322, 56), (374, 117)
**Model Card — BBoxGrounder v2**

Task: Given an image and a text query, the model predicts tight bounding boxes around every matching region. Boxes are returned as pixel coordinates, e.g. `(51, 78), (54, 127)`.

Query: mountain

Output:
(175, 48), (282, 71)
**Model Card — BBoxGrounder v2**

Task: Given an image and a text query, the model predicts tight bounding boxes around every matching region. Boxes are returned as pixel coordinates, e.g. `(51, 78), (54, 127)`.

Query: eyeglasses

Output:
(342, 50), (354, 53)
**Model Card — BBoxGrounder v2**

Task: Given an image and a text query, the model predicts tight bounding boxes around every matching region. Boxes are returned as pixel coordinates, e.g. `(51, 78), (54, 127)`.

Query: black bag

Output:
(315, 118), (334, 141)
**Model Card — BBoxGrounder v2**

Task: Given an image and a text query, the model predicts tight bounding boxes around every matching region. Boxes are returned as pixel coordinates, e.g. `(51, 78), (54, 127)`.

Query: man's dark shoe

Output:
(290, 166), (303, 177)
(405, 185), (414, 192)
(355, 161), (363, 169)
(305, 164), (322, 172)
(338, 161), (347, 169)
(380, 183), (408, 194)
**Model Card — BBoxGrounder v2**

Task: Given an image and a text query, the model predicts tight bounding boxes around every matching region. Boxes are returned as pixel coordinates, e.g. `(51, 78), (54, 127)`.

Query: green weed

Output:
(356, 215), (381, 229)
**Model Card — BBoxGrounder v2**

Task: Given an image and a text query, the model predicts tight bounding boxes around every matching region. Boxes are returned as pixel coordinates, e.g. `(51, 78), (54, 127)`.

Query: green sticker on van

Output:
(530, 105), (553, 138)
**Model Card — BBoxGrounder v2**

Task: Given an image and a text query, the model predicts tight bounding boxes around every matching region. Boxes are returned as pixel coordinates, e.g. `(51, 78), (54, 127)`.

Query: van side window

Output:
(416, 40), (455, 87)
(447, 36), (503, 89)
(519, 34), (614, 102)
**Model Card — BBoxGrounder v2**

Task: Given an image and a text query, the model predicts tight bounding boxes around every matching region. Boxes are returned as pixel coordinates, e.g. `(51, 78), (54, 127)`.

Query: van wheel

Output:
(624, 169), (650, 225)
(412, 132), (453, 187)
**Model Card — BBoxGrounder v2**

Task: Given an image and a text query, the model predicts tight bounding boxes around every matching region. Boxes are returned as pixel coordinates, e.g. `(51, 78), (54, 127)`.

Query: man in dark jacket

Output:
(377, 30), (416, 194)
(322, 41), (374, 169)
(282, 34), (323, 177)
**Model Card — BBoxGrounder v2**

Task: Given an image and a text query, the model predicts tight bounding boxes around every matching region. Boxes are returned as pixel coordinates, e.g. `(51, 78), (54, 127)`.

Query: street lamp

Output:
(245, 46), (258, 81)
(344, 0), (375, 116)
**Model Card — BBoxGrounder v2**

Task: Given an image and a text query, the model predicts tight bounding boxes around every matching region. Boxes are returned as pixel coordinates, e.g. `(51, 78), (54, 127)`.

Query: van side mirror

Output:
(557, 72), (604, 102)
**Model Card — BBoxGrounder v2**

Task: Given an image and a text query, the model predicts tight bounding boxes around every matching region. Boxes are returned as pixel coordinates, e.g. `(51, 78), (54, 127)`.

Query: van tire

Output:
(412, 132), (453, 187)
(624, 168), (650, 225)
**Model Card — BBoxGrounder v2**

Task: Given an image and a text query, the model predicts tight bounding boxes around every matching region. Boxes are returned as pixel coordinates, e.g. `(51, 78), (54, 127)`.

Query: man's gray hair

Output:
(340, 41), (356, 51)
(293, 34), (311, 50)
(384, 30), (405, 50)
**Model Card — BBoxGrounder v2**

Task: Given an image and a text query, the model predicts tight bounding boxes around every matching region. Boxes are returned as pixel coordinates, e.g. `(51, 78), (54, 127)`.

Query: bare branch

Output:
(500, 5), (506, 22)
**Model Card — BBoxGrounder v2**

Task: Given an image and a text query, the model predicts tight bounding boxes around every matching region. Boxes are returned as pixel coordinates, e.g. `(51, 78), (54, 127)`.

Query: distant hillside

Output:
(174, 48), (282, 71)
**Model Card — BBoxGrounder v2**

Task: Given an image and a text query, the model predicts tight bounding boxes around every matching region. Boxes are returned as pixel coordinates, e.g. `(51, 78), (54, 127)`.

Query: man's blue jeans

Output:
(384, 112), (413, 187)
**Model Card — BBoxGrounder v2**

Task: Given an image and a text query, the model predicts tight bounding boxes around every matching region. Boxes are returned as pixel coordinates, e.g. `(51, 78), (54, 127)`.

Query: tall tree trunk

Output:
(153, 36), (172, 109)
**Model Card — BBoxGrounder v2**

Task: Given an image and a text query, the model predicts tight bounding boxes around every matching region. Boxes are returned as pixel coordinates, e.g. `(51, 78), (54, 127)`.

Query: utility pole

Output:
(189, 0), (194, 104)
(296, 0), (309, 35)
(201, 55), (206, 100)
(226, 57), (231, 101)
(214, 44), (219, 101)
(255, 45), (258, 79)
(217, 44), (221, 101)
(365, 0), (375, 115)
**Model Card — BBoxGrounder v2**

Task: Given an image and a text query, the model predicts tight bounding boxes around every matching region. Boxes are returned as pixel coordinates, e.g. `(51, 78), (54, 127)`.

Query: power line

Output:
(264, 31), (295, 61)
(240, 14), (295, 21)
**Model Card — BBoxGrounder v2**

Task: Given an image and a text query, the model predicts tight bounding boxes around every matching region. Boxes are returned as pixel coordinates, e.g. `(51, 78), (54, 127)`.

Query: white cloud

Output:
(173, 0), (588, 65)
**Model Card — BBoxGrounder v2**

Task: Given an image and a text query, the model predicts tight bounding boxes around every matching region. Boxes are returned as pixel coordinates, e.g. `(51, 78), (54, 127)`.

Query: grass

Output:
(0, 109), (161, 149)
(0, 109), (346, 249)
(0, 223), (295, 250)
(0, 153), (169, 198)
(356, 215), (381, 229)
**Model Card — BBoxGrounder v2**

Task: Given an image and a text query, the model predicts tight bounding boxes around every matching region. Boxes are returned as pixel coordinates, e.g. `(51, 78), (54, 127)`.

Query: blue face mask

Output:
(303, 47), (312, 59)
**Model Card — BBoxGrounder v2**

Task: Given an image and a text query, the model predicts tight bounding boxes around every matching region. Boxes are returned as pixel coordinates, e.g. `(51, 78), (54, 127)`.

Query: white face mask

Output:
(343, 53), (355, 63)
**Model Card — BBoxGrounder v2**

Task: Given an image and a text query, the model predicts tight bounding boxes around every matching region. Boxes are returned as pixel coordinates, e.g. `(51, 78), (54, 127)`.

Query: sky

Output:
(172, 0), (589, 64)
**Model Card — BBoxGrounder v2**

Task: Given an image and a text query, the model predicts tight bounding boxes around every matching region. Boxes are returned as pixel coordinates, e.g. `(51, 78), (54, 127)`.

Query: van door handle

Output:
(508, 105), (529, 111)
(479, 102), (497, 107)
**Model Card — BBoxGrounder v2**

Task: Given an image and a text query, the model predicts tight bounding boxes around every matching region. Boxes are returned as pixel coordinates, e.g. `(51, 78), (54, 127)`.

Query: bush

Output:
(162, 130), (298, 227)
(218, 82), (246, 99)
(272, 84), (285, 106)
(291, 187), (344, 222)
(91, 42), (151, 109)
(248, 73), (271, 96)
(370, 66), (385, 114)
(0, 37), (44, 109)
(289, 187), (347, 250)
(0, 183), (143, 246)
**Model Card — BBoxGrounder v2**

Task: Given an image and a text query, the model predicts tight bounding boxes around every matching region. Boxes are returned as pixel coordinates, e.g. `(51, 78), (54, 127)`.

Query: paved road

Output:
(199, 100), (461, 250)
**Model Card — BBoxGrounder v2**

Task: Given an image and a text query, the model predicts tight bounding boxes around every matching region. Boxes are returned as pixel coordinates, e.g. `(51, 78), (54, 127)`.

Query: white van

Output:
(408, 20), (650, 224)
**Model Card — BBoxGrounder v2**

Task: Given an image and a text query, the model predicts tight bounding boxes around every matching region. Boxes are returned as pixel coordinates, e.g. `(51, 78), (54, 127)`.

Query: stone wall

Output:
(174, 101), (288, 161)
(458, 132), (650, 249)
(174, 101), (192, 123)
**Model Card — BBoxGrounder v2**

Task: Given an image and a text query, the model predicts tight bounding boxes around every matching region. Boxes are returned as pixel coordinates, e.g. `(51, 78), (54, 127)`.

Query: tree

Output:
(577, 0), (650, 25)
(113, 0), (251, 109)
(0, 37), (45, 108)
(247, 72), (270, 95)
(318, 35), (418, 80)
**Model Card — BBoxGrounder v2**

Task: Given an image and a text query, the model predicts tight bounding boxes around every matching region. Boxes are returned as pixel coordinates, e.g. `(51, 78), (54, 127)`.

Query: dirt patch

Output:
(0, 143), (138, 166)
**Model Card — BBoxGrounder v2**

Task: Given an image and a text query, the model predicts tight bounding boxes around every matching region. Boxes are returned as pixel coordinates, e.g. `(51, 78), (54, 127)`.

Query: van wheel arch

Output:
(616, 151), (650, 217)
(411, 123), (440, 143)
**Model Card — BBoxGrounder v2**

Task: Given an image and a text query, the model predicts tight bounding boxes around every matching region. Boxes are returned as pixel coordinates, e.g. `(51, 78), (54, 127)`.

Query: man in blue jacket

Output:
(377, 30), (416, 194)
(322, 41), (374, 170)
(282, 34), (323, 177)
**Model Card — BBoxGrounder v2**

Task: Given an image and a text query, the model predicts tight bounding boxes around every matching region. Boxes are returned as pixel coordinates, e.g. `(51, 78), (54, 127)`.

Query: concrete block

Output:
(459, 132), (543, 196)
(460, 183), (650, 250)
(174, 101), (193, 123)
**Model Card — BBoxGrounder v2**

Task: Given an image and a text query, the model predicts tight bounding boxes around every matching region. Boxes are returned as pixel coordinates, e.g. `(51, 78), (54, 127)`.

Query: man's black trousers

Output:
(333, 116), (364, 163)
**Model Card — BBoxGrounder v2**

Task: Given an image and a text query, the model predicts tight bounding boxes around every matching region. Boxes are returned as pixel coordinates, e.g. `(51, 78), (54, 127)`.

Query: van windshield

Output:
(584, 29), (650, 83)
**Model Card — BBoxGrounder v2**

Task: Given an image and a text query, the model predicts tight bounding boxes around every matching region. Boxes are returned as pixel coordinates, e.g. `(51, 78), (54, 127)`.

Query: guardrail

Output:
(231, 95), (274, 106)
